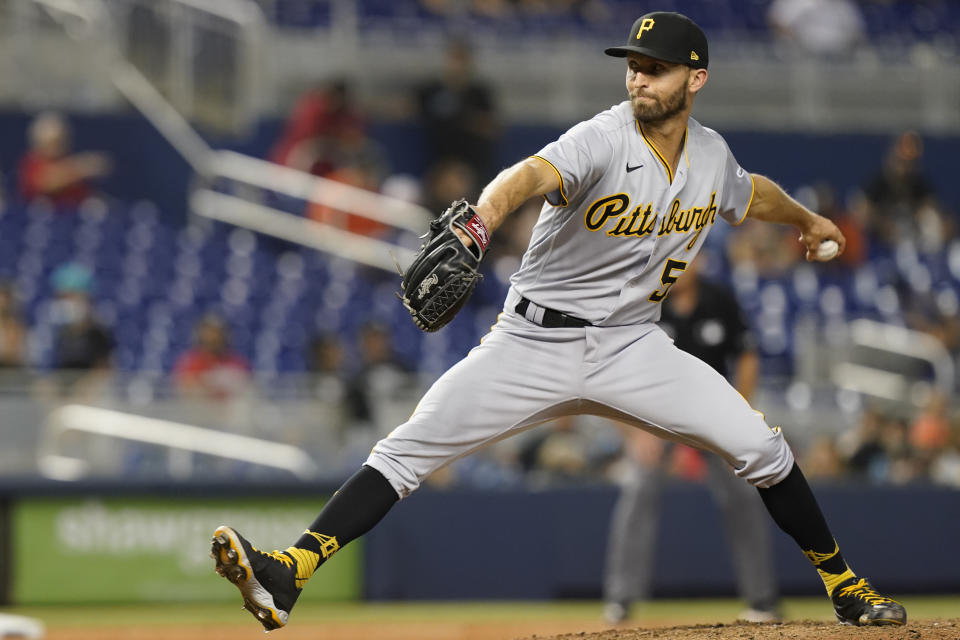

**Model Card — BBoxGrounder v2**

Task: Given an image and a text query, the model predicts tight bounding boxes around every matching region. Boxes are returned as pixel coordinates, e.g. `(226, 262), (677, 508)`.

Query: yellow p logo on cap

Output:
(636, 18), (655, 38)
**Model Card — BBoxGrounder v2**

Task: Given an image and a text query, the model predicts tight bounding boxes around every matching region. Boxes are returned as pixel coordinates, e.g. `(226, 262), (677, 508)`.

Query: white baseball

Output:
(817, 240), (839, 261)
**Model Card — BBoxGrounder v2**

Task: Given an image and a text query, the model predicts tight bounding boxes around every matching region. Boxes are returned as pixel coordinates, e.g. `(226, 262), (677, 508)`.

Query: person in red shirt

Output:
(18, 112), (112, 207)
(269, 81), (365, 174)
(173, 314), (251, 400)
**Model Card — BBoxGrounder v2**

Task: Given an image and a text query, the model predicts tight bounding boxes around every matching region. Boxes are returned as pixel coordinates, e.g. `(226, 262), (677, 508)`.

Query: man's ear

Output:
(689, 69), (709, 94)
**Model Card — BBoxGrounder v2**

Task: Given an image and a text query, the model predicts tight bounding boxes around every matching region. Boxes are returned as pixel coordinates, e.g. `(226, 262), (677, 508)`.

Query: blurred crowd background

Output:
(0, 0), (959, 494)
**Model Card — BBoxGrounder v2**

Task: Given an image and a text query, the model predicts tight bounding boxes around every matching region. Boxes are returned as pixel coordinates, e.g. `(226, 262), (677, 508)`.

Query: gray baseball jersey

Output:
(508, 102), (753, 325)
(366, 106), (792, 500)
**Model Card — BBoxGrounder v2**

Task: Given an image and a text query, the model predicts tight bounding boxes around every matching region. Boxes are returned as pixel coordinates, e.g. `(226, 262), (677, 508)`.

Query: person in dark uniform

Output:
(417, 41), (499, 182)
(603, 257), (781, 624)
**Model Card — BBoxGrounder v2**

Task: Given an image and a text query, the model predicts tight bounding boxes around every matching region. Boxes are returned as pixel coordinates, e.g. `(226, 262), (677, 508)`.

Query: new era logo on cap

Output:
(690, 51), (699, 61)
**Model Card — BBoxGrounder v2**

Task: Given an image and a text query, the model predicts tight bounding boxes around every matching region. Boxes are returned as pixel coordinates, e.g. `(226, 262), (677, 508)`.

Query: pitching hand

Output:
(798, 214), (845, 262)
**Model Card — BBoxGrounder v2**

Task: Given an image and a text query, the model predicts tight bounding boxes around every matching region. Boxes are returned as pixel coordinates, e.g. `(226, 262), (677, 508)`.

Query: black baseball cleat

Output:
(831, 576), (906, 626)
(210, 525), (302, 631)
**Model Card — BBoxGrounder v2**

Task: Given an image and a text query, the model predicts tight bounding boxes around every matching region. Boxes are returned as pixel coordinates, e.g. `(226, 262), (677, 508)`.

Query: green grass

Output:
(2, 595), (958, 629)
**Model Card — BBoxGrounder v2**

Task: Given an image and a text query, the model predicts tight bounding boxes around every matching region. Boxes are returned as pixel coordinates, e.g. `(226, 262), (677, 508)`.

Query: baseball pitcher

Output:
(211, 11), (906, 631)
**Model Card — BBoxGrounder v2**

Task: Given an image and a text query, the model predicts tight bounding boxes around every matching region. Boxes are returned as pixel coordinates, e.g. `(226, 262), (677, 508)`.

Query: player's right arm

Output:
(472, 156), (560, 235)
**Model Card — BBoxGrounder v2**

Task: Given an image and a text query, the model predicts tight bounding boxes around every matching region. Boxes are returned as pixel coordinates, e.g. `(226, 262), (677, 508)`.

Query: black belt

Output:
(514, 297), (592, 328)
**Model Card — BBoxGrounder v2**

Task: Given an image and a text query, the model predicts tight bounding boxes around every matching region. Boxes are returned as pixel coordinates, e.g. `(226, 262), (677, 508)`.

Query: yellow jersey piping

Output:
(530, 155), (568, 206)
(731, 173), (756, 226)
(636, 122), (685, 184)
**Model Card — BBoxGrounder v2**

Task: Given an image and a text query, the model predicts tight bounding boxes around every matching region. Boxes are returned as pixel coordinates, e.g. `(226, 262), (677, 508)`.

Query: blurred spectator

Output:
(469, 0), (512, 18)
(516, 415), (621, 487)
(31, 263), (114, 401)
(420, 0), (511, 19)
(861, 131), (949, 251)
(516, 0), (608, 21)
(173, 314), (251, 400)
(726, 219), (802, 277)
(0, 282), (27, 369)
(299, 332), (351, 453)
(897, 280), (960, 353)
(839, 408), (886, 479)
(345, 323), (415, 429)
(306, 332), (350, 431)
(909, 390), (951, 467)
(930, 423), (960, 488)
(417, 41), (500, 182)
(768, 0), (866, 58)
(802, 435), (843, 480)
(422, 159), (478, 215)
(275, 81), (393, 236)
(18, 112), (112, 207)
(307, 163), (389, 236)
(518, 415), (589, 483)
(838, 396), (960, 486)
(418, 0), (457, 17)
(324, 119), (390, 184)
(426, 437), (526, 490)
(420, 0), (609, 22)
(307, 332), (346, 401)
(878, 417), (920, 484)
(842, 408), (922, 485)
(48, 263), (112, 371)
(270, 80), (365, 173)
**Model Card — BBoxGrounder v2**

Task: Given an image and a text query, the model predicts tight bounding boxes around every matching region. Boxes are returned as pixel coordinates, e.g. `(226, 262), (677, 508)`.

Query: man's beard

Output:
(632, 83), (688, 123)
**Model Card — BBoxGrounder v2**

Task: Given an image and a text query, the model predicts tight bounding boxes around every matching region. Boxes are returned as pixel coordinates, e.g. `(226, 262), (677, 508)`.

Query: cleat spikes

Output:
(211, 525), (301, 632)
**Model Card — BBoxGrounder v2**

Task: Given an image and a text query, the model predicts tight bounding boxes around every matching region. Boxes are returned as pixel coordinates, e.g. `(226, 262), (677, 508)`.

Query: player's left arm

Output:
(746, 173), (845, 262)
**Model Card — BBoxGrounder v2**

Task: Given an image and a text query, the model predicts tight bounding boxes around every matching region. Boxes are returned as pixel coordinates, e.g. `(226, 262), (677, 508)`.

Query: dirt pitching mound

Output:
(526, 618), (960, 640)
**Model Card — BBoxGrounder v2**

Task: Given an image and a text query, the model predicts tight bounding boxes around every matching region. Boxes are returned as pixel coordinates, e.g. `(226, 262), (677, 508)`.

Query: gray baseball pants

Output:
(365, 312), (794, 498)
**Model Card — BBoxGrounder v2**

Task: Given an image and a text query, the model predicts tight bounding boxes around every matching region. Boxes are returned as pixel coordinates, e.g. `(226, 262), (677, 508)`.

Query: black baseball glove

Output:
(400, 199), (490, 332)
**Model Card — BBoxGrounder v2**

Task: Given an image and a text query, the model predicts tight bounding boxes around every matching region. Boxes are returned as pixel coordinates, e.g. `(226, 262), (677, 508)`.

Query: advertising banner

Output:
(12, 497), (361, 604)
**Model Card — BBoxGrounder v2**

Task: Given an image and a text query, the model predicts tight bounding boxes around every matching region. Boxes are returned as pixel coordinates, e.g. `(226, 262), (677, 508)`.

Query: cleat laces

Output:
(837, 579), (898, 606)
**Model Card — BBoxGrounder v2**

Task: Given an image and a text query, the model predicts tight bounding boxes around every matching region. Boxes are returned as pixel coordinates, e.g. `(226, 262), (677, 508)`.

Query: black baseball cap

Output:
(604, 12), (708, 69)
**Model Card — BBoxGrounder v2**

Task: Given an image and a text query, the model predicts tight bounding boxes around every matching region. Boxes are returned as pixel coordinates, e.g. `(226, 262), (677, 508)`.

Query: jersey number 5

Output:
(648, 258), (688, 302)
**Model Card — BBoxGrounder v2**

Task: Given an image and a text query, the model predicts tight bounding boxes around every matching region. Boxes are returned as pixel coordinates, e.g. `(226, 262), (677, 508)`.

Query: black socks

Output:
(284, 465), (399, 586)
(757, 463), (855, 594)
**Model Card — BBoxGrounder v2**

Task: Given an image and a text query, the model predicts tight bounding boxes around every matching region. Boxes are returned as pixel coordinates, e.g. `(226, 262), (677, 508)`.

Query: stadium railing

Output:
(18, 0), (434, 273)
